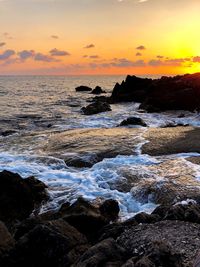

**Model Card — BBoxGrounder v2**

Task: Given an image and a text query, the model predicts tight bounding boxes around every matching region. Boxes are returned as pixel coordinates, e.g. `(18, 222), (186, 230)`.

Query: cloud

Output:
(18, 50), (35, 60)
(0, 49), (15, 60)
(51, 35), (59, 39)
(83, 55), (88, 58)
(49, 48), (71, 56)
(157, 55), (164, 59)
(136, 45), (146, 50)
(3, 32), (13, 39)
(0, 42), (6, 47)
(193, 56), (200, 63)
(84, 44), (95, 49)
(149, 57), (191, 67)
(136, 52), (142, 56)
(34, 53), (60, 62)
(89, 55), (99, 59)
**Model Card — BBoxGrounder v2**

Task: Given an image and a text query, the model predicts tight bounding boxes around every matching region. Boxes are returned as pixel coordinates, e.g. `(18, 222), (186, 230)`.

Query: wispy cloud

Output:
(49, 48), (71, 56)
(84, 44), (95, 49)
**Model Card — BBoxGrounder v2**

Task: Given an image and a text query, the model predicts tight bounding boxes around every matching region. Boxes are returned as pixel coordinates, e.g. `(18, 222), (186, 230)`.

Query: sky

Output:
(0, 0), (200, 75)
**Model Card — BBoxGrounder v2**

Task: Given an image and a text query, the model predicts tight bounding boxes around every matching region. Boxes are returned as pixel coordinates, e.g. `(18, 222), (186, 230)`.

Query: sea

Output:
(1, 75), (200, 219)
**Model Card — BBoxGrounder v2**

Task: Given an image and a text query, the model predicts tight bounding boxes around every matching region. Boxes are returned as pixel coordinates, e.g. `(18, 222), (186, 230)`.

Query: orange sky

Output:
(0, 0), (200, 75)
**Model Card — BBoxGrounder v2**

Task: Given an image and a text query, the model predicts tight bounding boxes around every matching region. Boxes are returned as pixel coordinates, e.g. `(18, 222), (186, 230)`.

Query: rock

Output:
(110, 75), (153, 103)
(139, 74), (200, 112)
(193, 251), (200, 267)
(117, 220), (200, 266)
(161, 122), (189, 128)
(0, 130), (17, 137)
(110, 73), (200, 111)
(74, 238), (127, 266)
(99, 199), (120, 221)
(75, 85), (92, 92)
(7, 223), (88, 267)
(0, 170), (48, 225)
(91, 86), (106, 94)
(60, 198), (110, 240)
(45, 127), (142, 168)
(119, 117), (147, 127)
(81, 100), (111, 115)
(153, 202), (200, 223)
(0, 221), (14, 257)
(131, 212), (160, 224)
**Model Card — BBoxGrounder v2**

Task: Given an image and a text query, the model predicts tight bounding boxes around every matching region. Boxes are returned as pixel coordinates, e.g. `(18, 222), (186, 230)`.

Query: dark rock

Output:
(153, 202), (200, 223)
(110, 73), (200, 112)
(110, 75), (153, 103)
(132, 212), (160, 224)
(91, 86), (106, 94)
(74, 238), (127, 266)
(0, 170), (48, 225)
(118, 220), (200, 266)
(7, 223), (88, 267)
(0, 221), (15, 257)
(99, 199), (120, 221)
(161, 122), (189, 128)
(119, 117), (147, 127)
(193, 251), (200, 267)
(61, 197), (109, 240)
(81, 100), (111, 115)
(0, 130), (17, 137)
(75, 85), (92, 92)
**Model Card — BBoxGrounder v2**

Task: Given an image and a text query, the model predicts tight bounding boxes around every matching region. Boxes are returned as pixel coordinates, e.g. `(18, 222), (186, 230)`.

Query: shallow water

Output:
(1, 75), (200, 219)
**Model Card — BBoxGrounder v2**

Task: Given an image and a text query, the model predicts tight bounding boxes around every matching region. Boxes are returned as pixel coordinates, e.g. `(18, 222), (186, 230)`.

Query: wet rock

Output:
(0, 170), (48, 225)
(0, 130), (17, 137)
(117, 220), (200, 266)
(161, 122), (189, 128)
(81, 100), (111, 115)
(61, 198), (110, 240)
(75, 85), (92, 92)
(0, 221), (15, 257)
(131, 212), (160, 224)
(99, 199), (120, 221)
(45, 127), (142, 168)
(91, 86), (106, 94)
(7, 223), (88, 267)
(74, 238), (127, 266)
(119, 117), (147, 127)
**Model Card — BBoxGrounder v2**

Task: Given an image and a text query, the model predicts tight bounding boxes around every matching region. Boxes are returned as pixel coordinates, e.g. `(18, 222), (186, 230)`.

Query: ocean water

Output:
(1, 75), (200, 219)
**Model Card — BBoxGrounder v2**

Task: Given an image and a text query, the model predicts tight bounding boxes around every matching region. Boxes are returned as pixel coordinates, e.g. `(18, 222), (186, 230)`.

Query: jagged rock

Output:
(0, 221), (15, 257)
(99, 199), (120, 221)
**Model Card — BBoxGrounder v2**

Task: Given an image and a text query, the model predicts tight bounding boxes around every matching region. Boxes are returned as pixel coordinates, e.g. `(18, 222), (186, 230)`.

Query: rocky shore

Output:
(1, 170), (200, 266)
(1, 73), (200, 266)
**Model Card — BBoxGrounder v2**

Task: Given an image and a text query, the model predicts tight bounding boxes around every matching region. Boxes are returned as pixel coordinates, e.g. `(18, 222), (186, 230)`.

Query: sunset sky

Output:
(0, 0), (200, 75)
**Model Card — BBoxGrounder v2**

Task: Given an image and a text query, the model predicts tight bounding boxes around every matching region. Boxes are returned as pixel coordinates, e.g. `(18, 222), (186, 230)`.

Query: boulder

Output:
(99, 199), (120, 221)
(75, 85), (92, 92)
(0, 170), (48, 225)
(81, 100), (111, 115)
(6, 223), (88, 267)
(119, 117), (147, 127)
(74, 238), (127, 266)
(91, 86), (106, 94)
(60, 198), (110, 240)
(0, 221), (14, 257)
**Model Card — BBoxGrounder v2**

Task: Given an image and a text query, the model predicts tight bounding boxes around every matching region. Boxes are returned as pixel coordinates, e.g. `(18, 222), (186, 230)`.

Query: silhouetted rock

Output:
(75, 85), (92, 92)
(0, 170), (48, 225)
(110, 73), (200, 111)
(110, 75), (153, 103)
(119, 117), (147, 127)
(75, 238), (127, 266)
(81, 100), (111, 115)
(91, 86), (106, 94)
